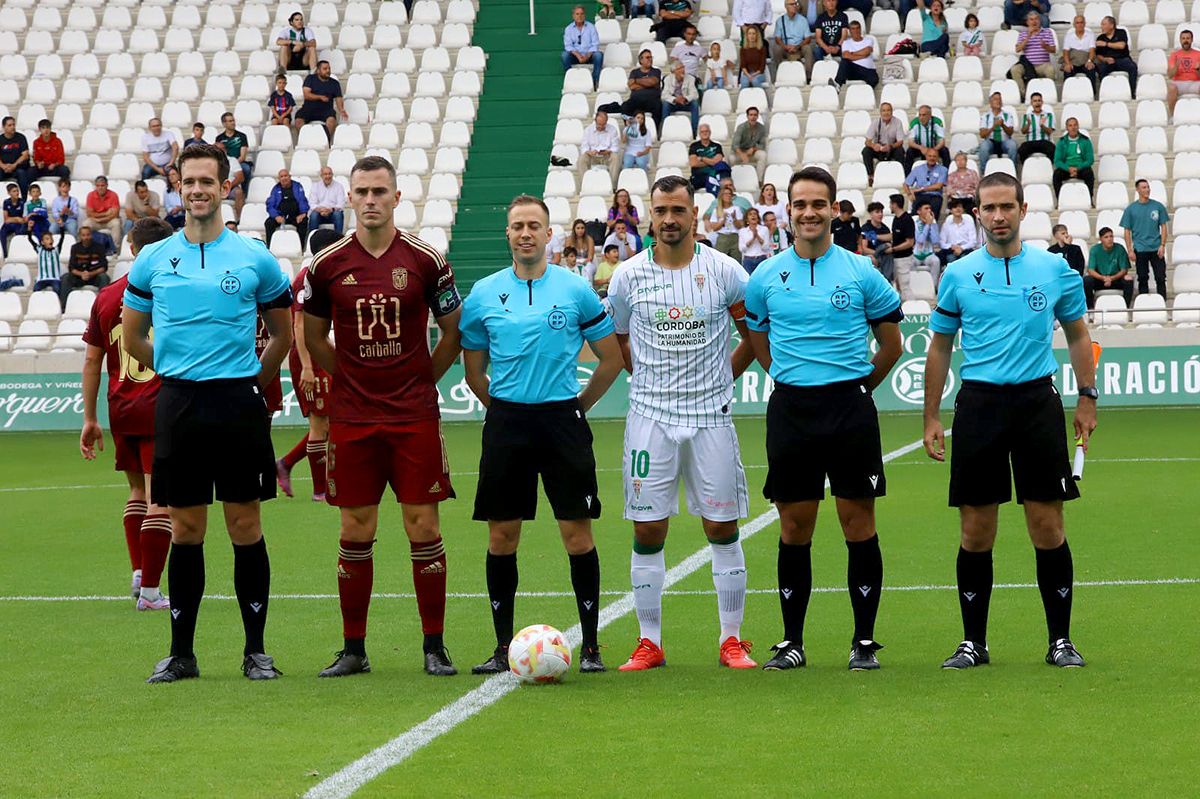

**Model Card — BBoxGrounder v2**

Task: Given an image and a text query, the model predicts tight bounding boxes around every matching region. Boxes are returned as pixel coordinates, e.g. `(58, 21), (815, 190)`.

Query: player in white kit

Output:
(605, 175), (758, 671)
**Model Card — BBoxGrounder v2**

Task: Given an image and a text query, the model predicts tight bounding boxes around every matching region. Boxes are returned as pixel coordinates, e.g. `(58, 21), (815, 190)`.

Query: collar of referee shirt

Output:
(980, 242), (1032, 285)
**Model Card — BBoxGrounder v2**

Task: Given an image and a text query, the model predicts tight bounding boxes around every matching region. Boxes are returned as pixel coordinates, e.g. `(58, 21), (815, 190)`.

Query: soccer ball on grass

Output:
(508, 624), (572, 684)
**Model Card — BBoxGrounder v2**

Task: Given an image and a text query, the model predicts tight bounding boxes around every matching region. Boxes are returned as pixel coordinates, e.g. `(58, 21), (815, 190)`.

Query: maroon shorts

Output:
(288, 352), (333, 418)
(113, 432), (155, 474)
(326, 420), (455, 507)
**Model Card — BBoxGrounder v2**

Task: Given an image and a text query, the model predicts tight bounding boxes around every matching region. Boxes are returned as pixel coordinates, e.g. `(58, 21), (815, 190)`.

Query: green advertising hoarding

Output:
(2, 318), (1198, 430)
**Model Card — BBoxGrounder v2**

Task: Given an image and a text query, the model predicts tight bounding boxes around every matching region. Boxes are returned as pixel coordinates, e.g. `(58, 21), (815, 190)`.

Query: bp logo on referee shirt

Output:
(547, 309), (567, 330)
(220, 273), (241, 294)
(830, 288), (851, 310)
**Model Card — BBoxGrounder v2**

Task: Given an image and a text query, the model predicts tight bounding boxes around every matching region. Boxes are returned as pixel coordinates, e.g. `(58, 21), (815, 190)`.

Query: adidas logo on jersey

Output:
(429, 481), (441, 493)
(421, 561), (446, 575)
(342, 274), (358, 285)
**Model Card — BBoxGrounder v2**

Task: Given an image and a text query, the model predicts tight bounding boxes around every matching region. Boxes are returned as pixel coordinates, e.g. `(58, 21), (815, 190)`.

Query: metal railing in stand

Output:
(530, 0), (537, 35)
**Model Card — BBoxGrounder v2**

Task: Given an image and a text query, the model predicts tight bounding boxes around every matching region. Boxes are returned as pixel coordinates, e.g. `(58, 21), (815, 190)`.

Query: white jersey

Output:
(606, 244), (749, 428)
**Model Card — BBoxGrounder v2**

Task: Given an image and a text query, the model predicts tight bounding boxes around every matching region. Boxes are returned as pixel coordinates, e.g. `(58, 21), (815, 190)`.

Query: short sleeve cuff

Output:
(122, 288), (152, 313)
(928, 312), (960, 334)
(582, 313), (615, 342)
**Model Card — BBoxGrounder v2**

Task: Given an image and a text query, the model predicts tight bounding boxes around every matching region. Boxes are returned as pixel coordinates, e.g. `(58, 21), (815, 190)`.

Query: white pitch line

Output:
(5, 577), (1200, 604)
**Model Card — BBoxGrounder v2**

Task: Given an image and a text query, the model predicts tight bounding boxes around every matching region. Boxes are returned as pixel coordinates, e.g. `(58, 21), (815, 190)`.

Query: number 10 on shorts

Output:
(630, 449), (650, 477)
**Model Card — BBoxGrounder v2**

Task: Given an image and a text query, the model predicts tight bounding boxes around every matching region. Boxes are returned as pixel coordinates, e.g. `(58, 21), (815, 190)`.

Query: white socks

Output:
(711, 539), (747, 643)
(630, 549), (666, 646)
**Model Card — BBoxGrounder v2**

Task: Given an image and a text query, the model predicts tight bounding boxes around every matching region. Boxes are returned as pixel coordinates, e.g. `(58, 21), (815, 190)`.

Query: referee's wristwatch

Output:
(1078, 386), (1099, 401)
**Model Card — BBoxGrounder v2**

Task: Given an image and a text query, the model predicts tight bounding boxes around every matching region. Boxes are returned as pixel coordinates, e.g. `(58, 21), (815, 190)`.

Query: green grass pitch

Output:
(1, 408), (1197, 797)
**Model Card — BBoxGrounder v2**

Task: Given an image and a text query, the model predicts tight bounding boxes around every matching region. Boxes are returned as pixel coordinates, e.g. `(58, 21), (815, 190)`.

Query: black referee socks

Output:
(1035, 540), (1074, 643)
(233, 537), (271, 657)
(485, 552), (518, 648)
(956, 547), (993, 647)
(568, 548), (600, 650)
(846, 535), (883, 642)
(777, 540), (812, 645)
(168, 542), (204, 659)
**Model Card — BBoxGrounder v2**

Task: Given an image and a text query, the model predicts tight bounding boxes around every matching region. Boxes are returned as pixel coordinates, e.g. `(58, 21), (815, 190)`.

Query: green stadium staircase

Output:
(448, 0), (582, 291)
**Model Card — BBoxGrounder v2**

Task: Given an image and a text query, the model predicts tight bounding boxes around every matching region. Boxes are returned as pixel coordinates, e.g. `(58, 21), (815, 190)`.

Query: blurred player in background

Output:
(80, 216), (176, 610)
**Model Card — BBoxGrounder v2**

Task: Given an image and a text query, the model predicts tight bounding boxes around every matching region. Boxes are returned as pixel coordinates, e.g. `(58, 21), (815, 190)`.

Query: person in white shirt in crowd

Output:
(754, 183), (787, 227)
(622, 112), (654, 171)
(661, 60), (701, 137)
(706, 183), (744, 261)
(1060, 15), (1098, 90)
(307, 166), (346, 239)
(604, 218), (641, 260)
(733, 0), (772, 40)
(978, 92), (1017, 171)
(912, 201), (942, 287)
(141, 118), (179, 181)
(704, 42), (734, 89)
(670, 25), (707, 82)
(738, 207), (771, 272)
(834, 21), (878, 88)
(578, 111), (622, 185)
(1018, 91), (1056, 166)
(770, 0), (815, 81)
(937, 199), (980, 265)
(276, 11), (318, 73)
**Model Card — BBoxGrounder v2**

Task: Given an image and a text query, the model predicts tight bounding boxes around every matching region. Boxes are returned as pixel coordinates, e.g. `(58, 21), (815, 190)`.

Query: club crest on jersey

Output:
(392, 267), (408, 291)
(694, 273), (706, 289)
(632, 478), (642, 498)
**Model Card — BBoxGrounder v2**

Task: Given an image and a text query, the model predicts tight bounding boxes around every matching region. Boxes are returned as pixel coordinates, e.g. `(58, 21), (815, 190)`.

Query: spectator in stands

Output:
(733, 0), (772, 39)
(702, 176), (751, 216)
(122, 180), (162, 238)
(655, 1), (694, 43)
(598, 0), (618, 20)
(276, 11), (318, 73)
(265, 169), (310, 248)
(140, 118), (178, 181)
(0, 117), (32, 198)
(945, 151), (979, 217)
(706, 184), (744, 261)
(83, 176), (121, 254)
(939, 199), (980, 265)
(704, 42), (734, 88)
(739, 26), (769, 88)
(48, 179), (79, 241)
(958, 13), (985, 56)
(1120, 180), (1171, 298)
(163, 168), (185, 230)
(1168, 30), (1200, 116)
(738, 207), (771, 272)
(216, 113), (253, 191)
(608, 188), (640, 236)
(1095, 16), (1137, 99)
(978, 92), (1018, 171)
(1061, 15), (1097, 91)
(903, 105), (948, 171)
(732, 107), (767, 181)
(886, 194), (916, 298)
(770, 1), (815, 81)
(579, 111), (622, 186)
(688, 124), (731, 194)
(912, 202), (942, 284)
(625, 0), (657, 18)
(183, 122), (207, 149)
(861, 201), (892, 279)
(1004, 0), (1048, 30)
(624, 49), (663, 130)
(1051, 117), (1095, 202)
(905, 149), (948, 218)
(1011, 12), (1057, 101)
(30, 120), (69, 183)
(862, 102), (905, 186)
(764, 210), (791, 256)
(916, 0), (950, 58)
(1019, 91), (1056, 165)
(1048, 223), (1085, 275)
(23, 184), (48, 238)
(594, 244), (621, 295)
(835, 21), (879, 88)
(564, 219), (596, 264)
(295, 61), (348, 142)
(604, 218), (640, 259)
(268, 75), (297, 127)
(831, 200), (862, 254)
(308, 166), (346, 239)
(559, 245), (582, 276)
(1084, 226), (1133, 307)
(622, 112), (653, 171)
(562, 5), (604, 89)
(813, 0), (848, 62)
(30, 231), (62, 294)
(661, 60), (701, 135)
(60, 225), (110, 306)
(670, 25), (706, 81)
(755, 183), (787, 226)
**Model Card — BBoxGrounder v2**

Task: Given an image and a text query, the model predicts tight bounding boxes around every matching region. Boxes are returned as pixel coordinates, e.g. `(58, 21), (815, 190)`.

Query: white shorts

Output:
(622, 414), (750, 522)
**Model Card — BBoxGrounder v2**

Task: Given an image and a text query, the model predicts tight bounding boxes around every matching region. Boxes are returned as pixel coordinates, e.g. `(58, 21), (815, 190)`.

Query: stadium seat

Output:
(909, 272), (937, 302)
(14, 320), (51, 353)
(1057, 210), (1091, 240)
(51, 318), (87, 352)
(1132, 294), (1168, 328)
(269, 230), (303, 259)
(1057, 183), (1093, 212)
(62, 291), (95, 321)
(1094, 294), (1130, 327)
(0, 293), (22, 323)
(25, 291), (62, 322)
(1172, 292), (1200, 326)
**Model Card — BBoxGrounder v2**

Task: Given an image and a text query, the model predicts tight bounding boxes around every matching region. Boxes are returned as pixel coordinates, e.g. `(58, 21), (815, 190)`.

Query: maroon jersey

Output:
(255, 310), (284, 413)
(302, 231), (461, 424)
(81, 275), (159, 436)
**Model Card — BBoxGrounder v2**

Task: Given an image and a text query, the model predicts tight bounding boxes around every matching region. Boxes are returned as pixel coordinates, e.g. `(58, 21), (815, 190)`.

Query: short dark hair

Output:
(95, 175), (108, 184)
(976, 172), (1024, 205)
(317, 59), (330, 69)
(221, 112), (234, 123)
(351, 155), (397, 183)
(948, 199), (963, 211)
(506, 193), (550, 220)
(1098, 226), (1114, 237)
(763, 211), (776, 221)
(651, 174), (695, 201)
(867, 201), (884, 213)
(1052, 223), (1067, 235)
(839, 200), (855, 214)
(1135, 178), (1149, 188)
(614, 218), (627, 227)
(309, 228), (341, 256)
(38, 118), (51, 129)
(57, 178), (70, 188)
(1, 116), (13, 126)
(1029, 92), (1042, 101)
(888, 193), (905, 208)
(746, 106), (760, 115)
(177, 143), (231, 184)
(192, 122), (205, 130)
(134, 180), (147, 190)
(130, 217), (174, 251)
(562, 246), (577, 258)
(916, 200), (932, 212)
(5, 183), (17, 192)
(604, 244), (619, 254)
(787, 166), (837, 203)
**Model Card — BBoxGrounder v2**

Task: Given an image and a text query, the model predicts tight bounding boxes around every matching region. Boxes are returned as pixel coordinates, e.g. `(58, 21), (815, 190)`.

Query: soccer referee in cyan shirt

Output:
(459, 195), (622, 675)
(924, 172), (1098, 670)
(122, 144), (294, 684)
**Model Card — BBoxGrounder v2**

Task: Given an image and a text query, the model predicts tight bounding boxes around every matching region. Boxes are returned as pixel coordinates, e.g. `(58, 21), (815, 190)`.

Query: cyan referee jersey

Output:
(930, 244), (1086, 385)
(744, 244), (902, 386)
(459, 265), (614, 403)
(123, 229), (292, 381)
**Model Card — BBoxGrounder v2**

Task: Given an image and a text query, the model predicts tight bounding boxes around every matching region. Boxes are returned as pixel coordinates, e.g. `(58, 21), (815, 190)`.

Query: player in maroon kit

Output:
(303, 156), (463, 677)
(255, 311), (284, 419)
(80, 216), (176, 609)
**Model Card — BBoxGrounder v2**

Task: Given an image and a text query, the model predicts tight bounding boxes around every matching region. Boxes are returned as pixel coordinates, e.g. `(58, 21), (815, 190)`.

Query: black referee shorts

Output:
(763, 380), (886, 503)
(949, 376), (1080, 507)
(473, 398), (601, 522)
(152, 377), (278, 508)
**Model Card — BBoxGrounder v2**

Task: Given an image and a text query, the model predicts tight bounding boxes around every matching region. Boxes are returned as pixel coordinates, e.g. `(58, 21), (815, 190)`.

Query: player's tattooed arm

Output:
(121, 306), (154, 373)
(731, 320), (754, 378)
(865, 321), (902, 391)
(431, 306), (463, 381)
(578, 332), (623, 412)
(80, 344), (105, 460)
(303, 312), (337, 374)
(922, 331), (955, 462)
(257, 307), (293, 389)
(462, 348), (491, 408)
